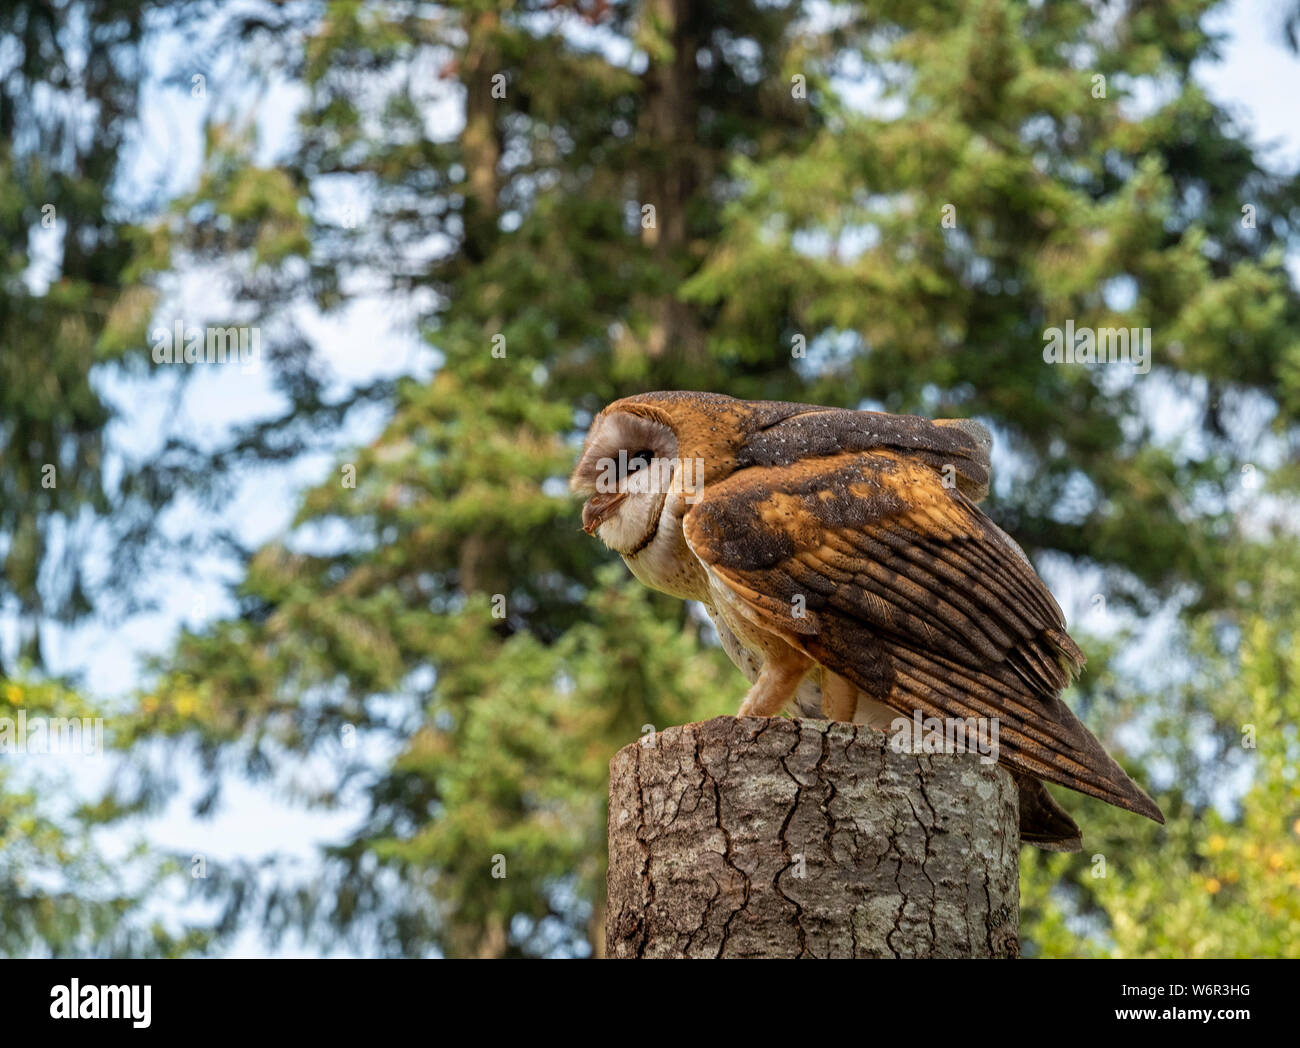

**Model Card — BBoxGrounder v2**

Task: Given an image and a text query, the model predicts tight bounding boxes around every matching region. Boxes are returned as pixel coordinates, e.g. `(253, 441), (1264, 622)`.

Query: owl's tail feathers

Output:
(878, 644), (1166, 827)
(932, 418), (993, 501)
(1014, 773), (1082, 852)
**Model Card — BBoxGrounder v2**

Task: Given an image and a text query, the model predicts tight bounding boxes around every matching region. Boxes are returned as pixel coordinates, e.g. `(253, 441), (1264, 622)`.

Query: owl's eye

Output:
(623, 449), (654, 475)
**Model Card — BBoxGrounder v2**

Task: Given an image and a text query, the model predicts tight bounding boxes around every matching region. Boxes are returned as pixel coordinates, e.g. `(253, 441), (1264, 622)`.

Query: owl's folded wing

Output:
(681, 450), (1163, 824)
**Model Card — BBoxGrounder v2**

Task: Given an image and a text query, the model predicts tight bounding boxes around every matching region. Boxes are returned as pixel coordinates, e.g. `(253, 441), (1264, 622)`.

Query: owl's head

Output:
(569, 405), (681, 555)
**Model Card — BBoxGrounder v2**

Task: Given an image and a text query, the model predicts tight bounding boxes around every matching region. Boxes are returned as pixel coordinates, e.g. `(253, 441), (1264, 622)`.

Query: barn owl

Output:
(571, 390), (1164, 850)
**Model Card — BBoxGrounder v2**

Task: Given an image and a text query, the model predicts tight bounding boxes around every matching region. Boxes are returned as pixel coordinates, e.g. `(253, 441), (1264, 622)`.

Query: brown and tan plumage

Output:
(571, 390), (1164, 849)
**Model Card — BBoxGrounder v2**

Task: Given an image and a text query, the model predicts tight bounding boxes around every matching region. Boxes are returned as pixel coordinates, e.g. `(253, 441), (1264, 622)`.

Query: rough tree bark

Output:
(606, 716), (1019, 958)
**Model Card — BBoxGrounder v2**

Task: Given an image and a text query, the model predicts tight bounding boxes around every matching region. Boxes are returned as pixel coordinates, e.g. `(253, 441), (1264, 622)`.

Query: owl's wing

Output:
(681, 450), (1163, 824)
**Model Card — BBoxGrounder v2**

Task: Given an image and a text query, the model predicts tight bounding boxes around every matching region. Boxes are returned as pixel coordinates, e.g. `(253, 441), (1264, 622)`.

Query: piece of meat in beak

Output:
(582, 491), (627, 534)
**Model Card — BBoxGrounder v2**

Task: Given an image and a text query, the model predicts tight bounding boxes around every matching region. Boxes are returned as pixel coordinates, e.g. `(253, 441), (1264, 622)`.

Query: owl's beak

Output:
(582, 491), (627, 534)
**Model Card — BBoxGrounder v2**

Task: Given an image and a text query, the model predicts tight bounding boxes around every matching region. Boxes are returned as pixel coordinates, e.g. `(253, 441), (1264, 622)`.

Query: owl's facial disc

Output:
(571, 411), (678, 556)
(587, 452), (671, 553)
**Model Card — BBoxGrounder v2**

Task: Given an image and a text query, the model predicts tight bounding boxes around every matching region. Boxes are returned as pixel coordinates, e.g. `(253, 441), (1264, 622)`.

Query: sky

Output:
(15, 0), (1300, 957)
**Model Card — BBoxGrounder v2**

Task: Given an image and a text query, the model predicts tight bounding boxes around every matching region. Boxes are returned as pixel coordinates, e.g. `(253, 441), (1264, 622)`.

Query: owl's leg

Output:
(737, 649), (813, 718)
(820, 669), (859, 722)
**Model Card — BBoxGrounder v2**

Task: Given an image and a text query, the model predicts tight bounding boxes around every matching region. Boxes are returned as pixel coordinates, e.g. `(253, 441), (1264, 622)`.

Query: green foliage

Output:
(0, 0), (226, 956)
(1022, 602), (1300, 957)
(0, 0), (156, 665)
(0, 675), (212, 957)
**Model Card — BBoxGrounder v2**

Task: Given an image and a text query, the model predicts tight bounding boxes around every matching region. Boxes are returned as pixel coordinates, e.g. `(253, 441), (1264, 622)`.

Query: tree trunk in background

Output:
(638, 0), (705, 362)
(455, 10), (502, 603)
(606, 716), (1020, 958)
(460, 10), (502, 266)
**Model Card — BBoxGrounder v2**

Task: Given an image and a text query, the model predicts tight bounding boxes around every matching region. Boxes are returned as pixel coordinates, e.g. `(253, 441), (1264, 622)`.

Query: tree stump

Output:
(606, 716), (1019, 958)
